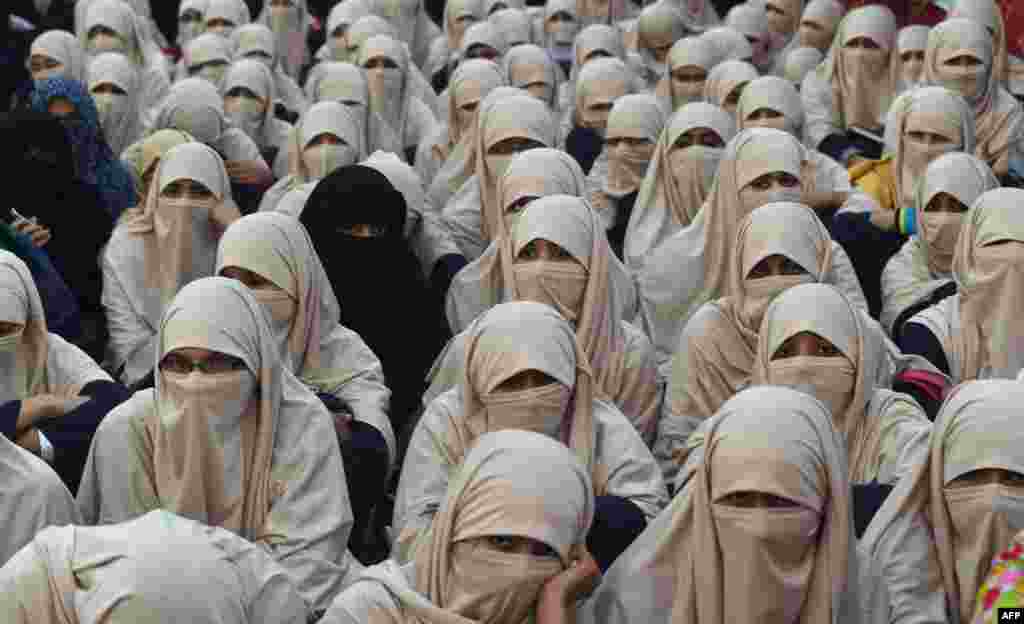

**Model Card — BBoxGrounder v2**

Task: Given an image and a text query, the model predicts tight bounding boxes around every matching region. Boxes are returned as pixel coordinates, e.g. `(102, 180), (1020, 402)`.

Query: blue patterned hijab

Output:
(30, 77), (135, 217)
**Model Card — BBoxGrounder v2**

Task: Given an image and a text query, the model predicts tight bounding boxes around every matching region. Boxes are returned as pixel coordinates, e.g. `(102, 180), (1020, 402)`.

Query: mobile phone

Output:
(9, 209), (36, 226)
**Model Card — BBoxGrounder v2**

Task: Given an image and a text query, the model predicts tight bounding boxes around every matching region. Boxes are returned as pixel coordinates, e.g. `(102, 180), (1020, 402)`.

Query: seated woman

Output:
(182, 32), (232, 90)
(655, 202), (868, 487)
(102, 142), (240, 388)
(654, 36), (718, 112)
(579, 386), (862, 624)
(922, 18), (1024, 181)
(558, 24), (628, 114)
(901, 188), (1024, 382)
(258, 100), (364, 213)
(1, 111), (118, 363)
(624, 102), (736, 273)
(440, 88), (558, 261)
(0, 250), (130, 495)
(28, 77), (135, 219)
(701, 59), (758, 118)
(881, 153), (999, 339)
(87, 52), (144, 158)
(747, 283), (934, 489)
(437, 195), (661, 444)
(446, 147), (637, 329)
(221, 58), (295, 177)
(230, 23), (309, 122)
(736, 74), (878, 226)
(636, 128), (863, 370)
(0, 510), (309, 623)
(323, 430), (600, 624)
(894, 25), (929, 93)
(414, 58), (505, 189)
(393, 301), (668, 572)
(120, 128), (195, 212)
(840, 86), (975, 319)
(632, 3), (690, 91)
(501, 43), (562, 113)
(585, 94), (667, 262)
(77, 277), (360, 611)
(562, 57), (638, 175)
(150, 78), (274, 215)
(215, 211), (395, 563)
(859, 379), (1024, 623)
(299, 166), (451, 466)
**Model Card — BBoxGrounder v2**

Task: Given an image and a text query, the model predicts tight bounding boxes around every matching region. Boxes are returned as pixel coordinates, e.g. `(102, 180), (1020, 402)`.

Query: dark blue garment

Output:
(852, 481), (894, 539)
(605, 190), (638, 263)
(588, 495), (648, 573)
(0, 224), (81, 343)
(0, 379), (130, 495)
(340, 420), (391, 565)
(831, 211), (907, 319)
(29, 78), (136, 218)
(565, 125), (605, 175)
(899, 321), (951, 377)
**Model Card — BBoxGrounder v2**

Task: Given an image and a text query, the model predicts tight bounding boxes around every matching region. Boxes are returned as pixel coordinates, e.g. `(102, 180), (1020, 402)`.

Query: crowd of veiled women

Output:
(1, 0), (1024, 621)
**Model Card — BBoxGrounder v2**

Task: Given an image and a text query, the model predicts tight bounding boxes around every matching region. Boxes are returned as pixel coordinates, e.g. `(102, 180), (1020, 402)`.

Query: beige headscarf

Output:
(701, 59), (759, 114)
(724, 3), (772, 71)
(580, 385), (857, 624)
(599, 93), (668, 199)
(751, 283), (894, 483)
(286, 101), (365, 180)
(221, 58), (280, 151)
(357, 34), (423, 149)
(343, 15), (397, 63)
(796, 0), (843, 53)
(923, 17), (1024, 177)
(302, 61), (402, 157)
(949, 0), (1010, 84)
(568, 24), (627, 86)
(667, 202), (831, 443)
(886, 86), (976, 212)
(444, 59), (505, 160)
(636, 127), (806, 363)
(736, 74), (806, 135)
(502, 44), (561, 111)
(572, 56), (635, 129)
(117, 142), (240, 325)
(88, 52), (143, 158)
(120, 129), (195, 207)
(625, 101), (736, 270)
(323, 0), (372, 61)
(29, 30), (86, 83)
(655, 36), (719, 111)
(635, 3), (691, 84)
(0, 252), (56, 402)
(457, 20), (508, 62)
(951, 188), (1024, 381)
(339, 429), (593, 624)
(489, 8), (533, 48)
(0, 510), (309, 624)
(860, 379), (1024, 624)
(813, 4), (898, 132)
(782, 46), (824, 89)
(895, 25), (930, 91)
(182, 32), (232, 87)
(443, 0), (485, 57)
(700, 26), (754, 63)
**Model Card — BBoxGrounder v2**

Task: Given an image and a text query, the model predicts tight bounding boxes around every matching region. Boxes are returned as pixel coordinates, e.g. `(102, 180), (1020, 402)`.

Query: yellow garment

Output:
(850, 155), (896, 213)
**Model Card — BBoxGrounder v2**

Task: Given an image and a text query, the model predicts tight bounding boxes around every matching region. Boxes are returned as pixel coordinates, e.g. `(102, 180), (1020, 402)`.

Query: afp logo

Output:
(1000, 607), (1024, 620)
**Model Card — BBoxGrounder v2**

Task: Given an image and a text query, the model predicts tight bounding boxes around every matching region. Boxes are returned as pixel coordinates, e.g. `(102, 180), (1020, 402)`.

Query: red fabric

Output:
(845, 0), (946, 27)
(998, 0), (1024, 57)
(894, 369), (951, 402)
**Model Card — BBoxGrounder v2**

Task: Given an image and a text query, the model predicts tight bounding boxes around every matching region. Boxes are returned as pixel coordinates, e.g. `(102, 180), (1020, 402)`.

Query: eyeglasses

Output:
(159, 353), (247, 375)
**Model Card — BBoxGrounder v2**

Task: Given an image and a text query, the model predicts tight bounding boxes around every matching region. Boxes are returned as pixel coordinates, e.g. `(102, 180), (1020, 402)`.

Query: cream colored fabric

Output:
(724, 3), (772, 71)
(230, 23), (310, 117)
(440, 88), (558, 260)
(635, 128), (807, 366)
(324, 429), (594, 624)
(254, 0), (313, 80)
(625, 102), (736, 272)
(895, 26), (930, 93)
(222, 58), (293, 155)
(655, 36), (719, 112)
(0, 510), (308, 623)
(656, 201), (831, 483)
(445, 59), (505, 167)
(215, 212), (397, 466)
(321, 0), (372, 61)
(701, 59), (758, 114)
(634, 3), (691, 89)
(119, 128), (194, 206)
(302, 61), (402, 162)
(87, 51), (144, 163)
(358, 34), (439, 151)
(182, 32), (232, 89)
(587, 93), (667, 226)
(923, 18), (1024, 178)
(763, 0), (806, 69)
(560, 24), (628, 112)
(502, 43), (561, 112)
(700, 26), (754, 63)
(367, 0), (438, 70)
(949, 0), (1010, 84)
(446, 147), (637, 331)
(489, 8), (533, 48)
(802, 5), (899, 148)
(77, 278), (360, 611)
(580, 385), (860, 624)
(438, 195), (660, 441)
(102, 142), (240, 384)
(859, 379), (1024, 624)
(881, 153), (997, 334)
(30, 30), (86, 83)
(752, 283), (933, 485)
(204, 0), (252, 32)
(796, 0), (843, 53)
(457, 20), (508, 64)
(782, 46), (824, 89)
(393, 302), (668, 562)
(568, 56), (636, 138)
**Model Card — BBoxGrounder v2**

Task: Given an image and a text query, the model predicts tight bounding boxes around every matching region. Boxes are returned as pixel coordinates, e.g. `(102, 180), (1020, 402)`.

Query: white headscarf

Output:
(29, 30), (87, 82)
(256, 0), (312, 79)
(222, 58), (281, 151)
(87, 51), (143, 157)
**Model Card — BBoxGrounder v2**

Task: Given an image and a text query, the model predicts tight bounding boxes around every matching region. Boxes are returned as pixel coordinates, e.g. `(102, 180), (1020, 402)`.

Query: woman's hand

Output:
(17, 394), (89, 432)
(537, 547), (602, 624)
(13, 220), (52, 248)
